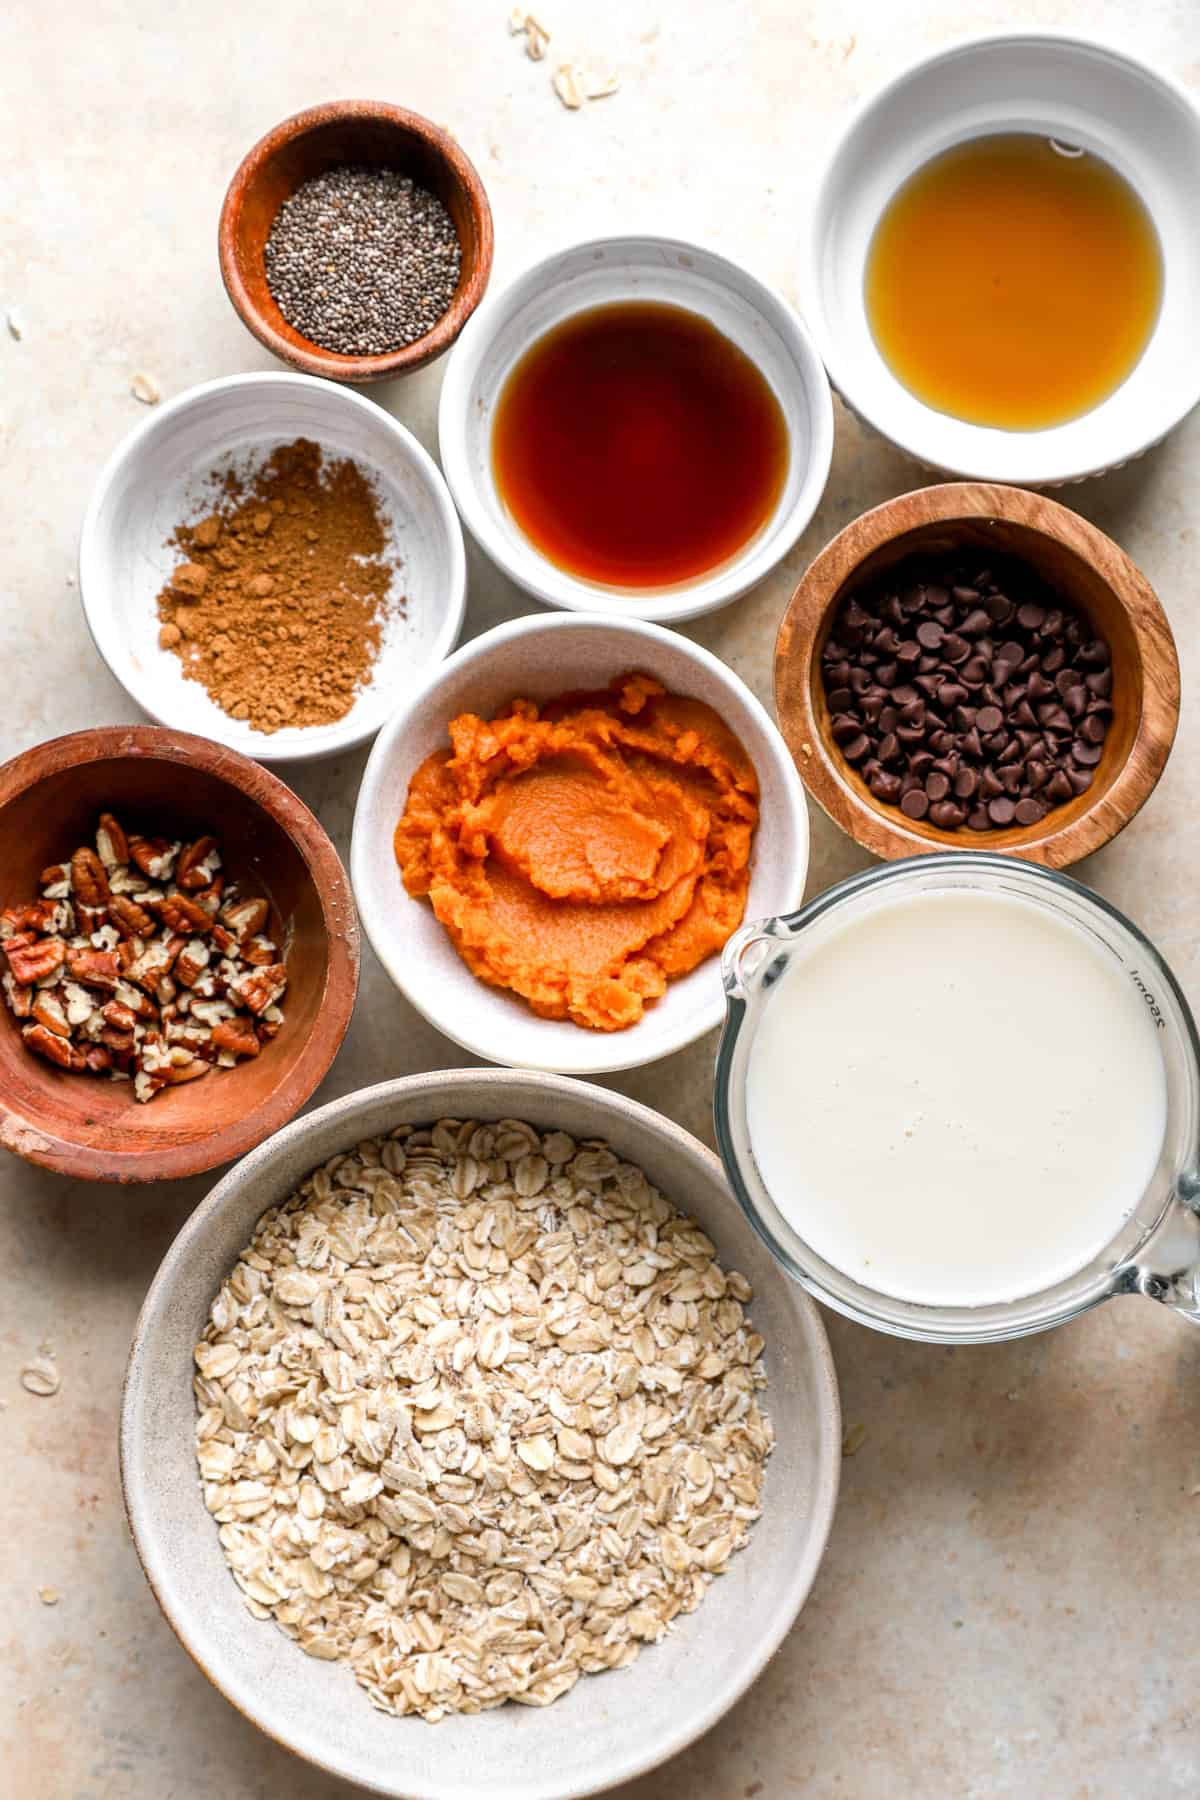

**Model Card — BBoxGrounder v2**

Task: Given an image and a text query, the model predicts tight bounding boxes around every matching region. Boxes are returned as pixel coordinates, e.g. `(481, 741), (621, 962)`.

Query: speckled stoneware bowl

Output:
(350, 613), (811, 1075)
(120, 1069), (841, 1800)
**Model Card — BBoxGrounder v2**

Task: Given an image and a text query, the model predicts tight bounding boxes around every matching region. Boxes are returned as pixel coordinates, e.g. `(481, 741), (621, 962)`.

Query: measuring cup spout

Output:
(721, 915), (795, 1003)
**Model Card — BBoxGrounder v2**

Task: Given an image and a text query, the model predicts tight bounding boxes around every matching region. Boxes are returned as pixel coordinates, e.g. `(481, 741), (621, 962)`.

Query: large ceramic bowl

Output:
(438, 235), (834, 622)
(799, 32), (1200, 483)
(120, 1069), (841, 1800)
(80, 372), (466, 763)
(350, 613), (810, 1075)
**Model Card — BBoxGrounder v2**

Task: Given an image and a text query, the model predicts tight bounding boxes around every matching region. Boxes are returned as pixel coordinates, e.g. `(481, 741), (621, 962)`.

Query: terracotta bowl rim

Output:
(0, 724), (360, 1182)
(773, 480), (1181, 868)
(218, 98), (495, 384)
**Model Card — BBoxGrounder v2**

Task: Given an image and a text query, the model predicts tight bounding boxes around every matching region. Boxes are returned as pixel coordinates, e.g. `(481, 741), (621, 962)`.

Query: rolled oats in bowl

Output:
(192, 1116), (773, 1721)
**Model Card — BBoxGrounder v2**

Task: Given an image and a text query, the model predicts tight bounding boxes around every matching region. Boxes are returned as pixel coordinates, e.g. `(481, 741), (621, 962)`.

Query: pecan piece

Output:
(156, 891), (213, 935)
(2, 973), (33, 1019)
(211, 1018), (261, 1059)
(128, 835), (178, 881)
(64, 947), (121, 990)
(231, 963), (287, 1017)
(220, 896), (269, 944)
(23, 1023), (86, 1071)
(176, 837), (219, 891)
(84, 1044), (113, 1074)
(175, 940), (211, 986)
(210, 924), (237, 955)
(2, 903), (43, 935)
(6, 937), (66, 986)
(108, 894), (156, 939)
(40, 863), (70, 890)
(71, 846), (111, 908)
(99, 1024), (136, 1053)
(163, 1055), (211, 1085)
(194, 874), (225, 915)
(102, 999), (140, 1033)
(31, 990), (71, 1037)
(241, 935), (279, 967)
(95, 812), (129, 869)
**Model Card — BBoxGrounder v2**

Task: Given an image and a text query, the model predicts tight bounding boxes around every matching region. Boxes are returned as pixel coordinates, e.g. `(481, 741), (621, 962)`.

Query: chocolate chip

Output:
(917, 621), (944, 650)
(925, 771), (950, 801)
(1071, 741), (1103, 767)
(869, 771), (902, 803)
(1017, 602), (1045, 631)
(1079, 714), (1106, 745)
(1014, 797), (1046, 826)
(967, 806), (990, 830)
(961, 608), (991, 637)
(929, 800), (966, 829)
(988, 796), (1016, 825)
(953, 767), (979, 800)
(952, 585), (980, 605)
(900, 789), (930, 820)
(841, 733), (870, 762)
(975, 705), (1003, 734)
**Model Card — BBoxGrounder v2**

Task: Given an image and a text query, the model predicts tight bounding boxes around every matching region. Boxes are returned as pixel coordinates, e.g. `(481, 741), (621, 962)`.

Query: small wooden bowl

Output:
(775, 483), (1180, 867)
(219, 100), (494, 384)
(0, 727), (359, 1183)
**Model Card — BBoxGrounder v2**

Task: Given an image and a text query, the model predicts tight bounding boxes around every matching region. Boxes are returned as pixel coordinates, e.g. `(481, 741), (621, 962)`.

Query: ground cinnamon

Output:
(156, 438), (402, 733)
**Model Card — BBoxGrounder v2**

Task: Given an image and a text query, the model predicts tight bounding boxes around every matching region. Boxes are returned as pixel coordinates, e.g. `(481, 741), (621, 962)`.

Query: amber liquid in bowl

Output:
(491, 301), (789, 588)
(865, 134), (1163, 430)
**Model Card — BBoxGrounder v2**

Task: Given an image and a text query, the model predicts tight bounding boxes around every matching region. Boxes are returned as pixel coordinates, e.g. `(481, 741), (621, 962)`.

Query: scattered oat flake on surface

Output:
(525, 15), (550, 58)
(131, 371), (160, 405)
(37, 1586), (60, 1606)
(842, 1421), (867, 1457)
(508, 5), (526, 29)
(582, 64), (619, 99)
(21, 1358), (60, 1398)
(553, 63), (586, 108)
(7, 307), (24, 340)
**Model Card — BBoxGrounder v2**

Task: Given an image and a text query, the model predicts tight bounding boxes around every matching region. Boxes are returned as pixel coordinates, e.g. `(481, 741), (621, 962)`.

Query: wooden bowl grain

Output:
(0, 727), (359, 1183)
(218, 100), (494, 384)
(774, 483), (1181, 868)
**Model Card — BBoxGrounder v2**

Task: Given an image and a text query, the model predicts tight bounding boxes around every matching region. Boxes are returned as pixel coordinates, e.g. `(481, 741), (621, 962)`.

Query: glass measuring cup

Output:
(715, 853), (1200, 1344)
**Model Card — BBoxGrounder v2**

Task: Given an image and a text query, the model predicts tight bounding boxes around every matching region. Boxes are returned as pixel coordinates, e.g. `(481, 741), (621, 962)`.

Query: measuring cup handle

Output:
(1125, 1185), (1200, 1321)
(721, 918), (788, 1001)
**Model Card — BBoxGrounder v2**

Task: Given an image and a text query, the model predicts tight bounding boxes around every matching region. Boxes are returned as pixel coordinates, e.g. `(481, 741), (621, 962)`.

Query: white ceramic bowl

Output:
(121, 1069), (842, 1800)
(438, 235), (834, 623)
(80, 372), (466, 763)
(799, 31), (1200, 485)
(351, 614), (810, 1074)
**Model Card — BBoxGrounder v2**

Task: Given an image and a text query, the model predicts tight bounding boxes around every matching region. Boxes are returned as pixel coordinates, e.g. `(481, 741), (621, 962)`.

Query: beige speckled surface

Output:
(3, 2), (1199, 1795)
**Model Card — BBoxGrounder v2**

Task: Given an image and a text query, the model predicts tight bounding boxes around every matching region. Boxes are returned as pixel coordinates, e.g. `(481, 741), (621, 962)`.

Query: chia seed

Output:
(264, 165), (462, 358)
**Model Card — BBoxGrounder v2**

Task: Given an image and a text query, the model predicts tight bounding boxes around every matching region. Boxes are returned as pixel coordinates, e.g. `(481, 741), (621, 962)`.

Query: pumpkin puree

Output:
(394, 674), (760, 1031)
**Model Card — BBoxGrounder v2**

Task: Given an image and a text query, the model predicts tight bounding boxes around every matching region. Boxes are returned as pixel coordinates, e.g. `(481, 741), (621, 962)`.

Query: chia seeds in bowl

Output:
(264, 165), (462, 358)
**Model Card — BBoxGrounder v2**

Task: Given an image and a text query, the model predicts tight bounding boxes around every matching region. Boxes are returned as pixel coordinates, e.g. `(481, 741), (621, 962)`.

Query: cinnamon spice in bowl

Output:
(0, 727), (359, 1182)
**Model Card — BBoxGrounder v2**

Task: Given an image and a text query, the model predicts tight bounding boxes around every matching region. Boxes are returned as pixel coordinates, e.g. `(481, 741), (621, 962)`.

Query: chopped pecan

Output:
(211, 1018), (261, 1059)
(99, 1024), (136, 1053)
(102, 999), (140, 1033)
(39, 863), (70, 889)
(2, 973), (33, 1019)
(95, 812), (129, 869)
(23, 1023), (86, 1071)
(123, 932), (184, 992)
(176, 837), (219, 890)
(64, 947), (121, 990)
(232, 963), (287, 1017)
(194, 874), (225, 915)
(84, 1044), (112, 1074)
(2, 903), (43, 935)
(6, 937), (66, 986)
(241, 934), (279, 967)
(156, 891), (213, 935)
(71, 846), (111, 908)
(31, 990), (71, 1037)
(175, 940), (211, 986)
(220, 896), (269, 944)
(128, 835), (178, 881)
(114, 981), (157, 1020)
(163, 1055), (211, 1085)
(210, 924), (237, 955)
(108, 894), (156, 939)
(76, 904), (110, 934)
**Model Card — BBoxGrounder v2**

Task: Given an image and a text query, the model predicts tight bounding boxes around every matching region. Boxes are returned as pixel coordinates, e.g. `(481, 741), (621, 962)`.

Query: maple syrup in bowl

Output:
(491, 302), (789, 589)
(437, 236), (834, 623)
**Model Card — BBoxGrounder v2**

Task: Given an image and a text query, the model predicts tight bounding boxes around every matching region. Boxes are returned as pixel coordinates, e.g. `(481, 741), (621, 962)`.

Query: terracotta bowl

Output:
(0, 727), (359, 1182)
(219, 100), (494, 384)
(775, 483), (1180, 867)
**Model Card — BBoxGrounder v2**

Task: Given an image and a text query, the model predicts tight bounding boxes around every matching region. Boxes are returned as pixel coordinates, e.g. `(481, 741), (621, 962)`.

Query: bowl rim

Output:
(350, 610), (811, 1073)
(798, 27), (1200, 485)
(437, 232), (835, 624)
(773, 480), (1181, 868)
(77, 370), (468, 766)
(119, 1066), (842, 1800)
(218, 97), (495, 383)
(0, 723), (360, 1181)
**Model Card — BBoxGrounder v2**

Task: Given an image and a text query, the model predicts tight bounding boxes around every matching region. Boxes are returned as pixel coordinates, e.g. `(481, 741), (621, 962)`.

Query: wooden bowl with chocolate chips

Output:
(775, 483), (1181, 868)
(0, 726), (358, 1183)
